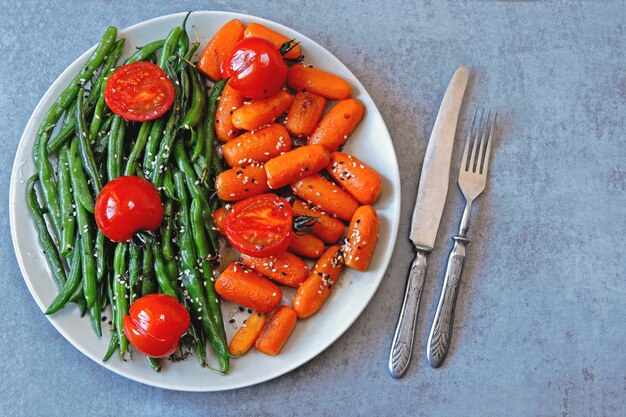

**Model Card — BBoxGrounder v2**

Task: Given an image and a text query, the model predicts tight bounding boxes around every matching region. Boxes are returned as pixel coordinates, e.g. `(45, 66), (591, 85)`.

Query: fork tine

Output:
(481, 110), (497, 176)
(468, 109), (484, 172)
(477, 109), (491, 173)
(461, 108), (478, 172)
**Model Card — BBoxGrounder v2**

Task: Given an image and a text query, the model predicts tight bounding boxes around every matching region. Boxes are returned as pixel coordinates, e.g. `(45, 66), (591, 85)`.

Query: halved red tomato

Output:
(224, 194), (293, 257)
(104, 61), (175, 122)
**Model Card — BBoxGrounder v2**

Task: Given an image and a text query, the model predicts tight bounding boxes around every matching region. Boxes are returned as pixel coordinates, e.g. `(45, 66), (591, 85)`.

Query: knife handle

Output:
(426, 235), (469, 368)
(388, 250), (428, 378)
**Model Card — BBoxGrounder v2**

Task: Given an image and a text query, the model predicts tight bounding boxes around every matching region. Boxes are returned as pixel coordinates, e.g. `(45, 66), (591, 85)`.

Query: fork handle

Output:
(389, 250), (428, 378)
(426, 235), (469, 368)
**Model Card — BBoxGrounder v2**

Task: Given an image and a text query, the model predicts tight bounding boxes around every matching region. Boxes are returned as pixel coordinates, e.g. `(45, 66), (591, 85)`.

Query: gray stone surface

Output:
(1, 1), (624, 416)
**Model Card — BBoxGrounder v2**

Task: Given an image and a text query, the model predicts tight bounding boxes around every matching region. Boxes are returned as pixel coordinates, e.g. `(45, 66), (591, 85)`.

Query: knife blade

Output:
(389, 66), (469, 378)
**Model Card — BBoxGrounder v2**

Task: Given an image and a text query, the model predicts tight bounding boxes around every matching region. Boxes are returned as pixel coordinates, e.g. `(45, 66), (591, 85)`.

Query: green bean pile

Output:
(28, 15), (231, 374)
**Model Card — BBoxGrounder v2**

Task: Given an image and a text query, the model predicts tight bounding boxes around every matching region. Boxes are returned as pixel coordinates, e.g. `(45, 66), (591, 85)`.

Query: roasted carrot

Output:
(287, 64), (351, 100)
(244, 22), (302, 60)
(307, 98), (365, 152)
(291, 174), (359, 221)
(326, 152), (382, 205)
(228, 311), (267, 356)
(221, 123), (291, 167)
(240, 251), (309, 287)
(212, 207), (227, 235)
(292, 245), (343, 318)
(342, 205), (379, 272)
(215, 164), (269, 201)
(284, 92), (326, 137)
(255, 306), (298, 356)
(215, 81), (245, 142)
(215, 262), (282, 313)
(231, 90), (293, 131)
(288, 233), (325, 259)
(292, 199), (345, 243)
(198, 19), (245, 81)
(264, 145), (330, 189)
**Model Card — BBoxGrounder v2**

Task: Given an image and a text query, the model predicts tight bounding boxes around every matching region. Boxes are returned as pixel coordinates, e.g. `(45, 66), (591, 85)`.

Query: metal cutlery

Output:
(426, 109), (497, 368)
(388, 66), (469, 378)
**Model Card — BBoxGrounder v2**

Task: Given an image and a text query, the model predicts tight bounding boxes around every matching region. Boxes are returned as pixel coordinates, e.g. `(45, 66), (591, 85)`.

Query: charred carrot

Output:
(292, 245), (343, 318)
(264, 144), (330, 189)
(291, 174), (359, 221)
(221, 123), (291, 167)
(215, 164), (269, 201)
(231, 90), (293, 131)
(244, 23), (302, 60)
(287, 64), (351, 100)
(292, 199), (345, 244)
(307, 98), (365, 152)
(215, 81), (245, 142)
(198, 19), (245, 81)
(228, 311), (267, 356)
(284, 92), (326, 137)
(212, 207), (227, 235)
(255, 306), (298, 356)
(288, 233), (325, 259)
(342, 205), (379, 272)
(240, 251), (309, 287)
(327, 152), (382, 205)
(215, 262), (282, 313)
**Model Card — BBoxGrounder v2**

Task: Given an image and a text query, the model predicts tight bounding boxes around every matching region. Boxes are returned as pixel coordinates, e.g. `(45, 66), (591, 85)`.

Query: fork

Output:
(426, 109), (497, 368)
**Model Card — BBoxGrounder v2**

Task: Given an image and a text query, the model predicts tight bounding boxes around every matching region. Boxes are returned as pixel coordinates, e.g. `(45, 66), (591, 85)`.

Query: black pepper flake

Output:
(257, 312), (262, 317)
(239, 306), (244, 312)
(307, 185), (313, 189)
(244, 188), (249, 192)
(281, 271), (287, 276)
(101, 316), (107, 322)
(229, 319), (236, 324)
(356, 219), (361, 223)
(247, 308), (252, 314)
(251, 178), (256, 183)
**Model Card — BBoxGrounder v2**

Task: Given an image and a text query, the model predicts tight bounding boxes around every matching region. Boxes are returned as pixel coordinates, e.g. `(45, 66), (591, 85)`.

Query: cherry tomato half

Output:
(123, 294), (191, 358)
(220, 37), (288, 99)
(94, 176), (164, 242)
(104, 61), (175, 122)
(224, 194), (293, 257)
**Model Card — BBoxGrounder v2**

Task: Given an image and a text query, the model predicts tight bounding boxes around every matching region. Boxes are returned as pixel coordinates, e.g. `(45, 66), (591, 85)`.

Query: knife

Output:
(388, 66), (469, 378)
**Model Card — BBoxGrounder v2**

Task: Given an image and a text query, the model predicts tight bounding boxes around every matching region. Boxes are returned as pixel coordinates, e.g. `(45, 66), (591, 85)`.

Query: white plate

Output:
(10, 11), (400, 391)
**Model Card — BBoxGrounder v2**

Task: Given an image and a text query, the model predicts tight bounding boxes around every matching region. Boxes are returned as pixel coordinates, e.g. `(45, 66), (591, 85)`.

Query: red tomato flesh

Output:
(94, 176), (164, 242)
(123, 294), (190, 358)
(225, 194), (293, 257)
(220, 37), (287, 99)
(104, 62), (174, 122)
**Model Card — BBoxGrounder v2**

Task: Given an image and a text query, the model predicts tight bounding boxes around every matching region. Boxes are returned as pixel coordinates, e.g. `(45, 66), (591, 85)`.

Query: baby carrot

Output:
(240, 251), (309, 287)
(342, 205), (379, 272)
(215, 81), (245, 142)
(231, 90), (293, 131)
(291, 174), (359, 221)
(198, 19), (245, 81)
(255, 306), (298, 356)
(215, 164), (269, 201)
(221, 123), (291, 167)
(287, 64), (351, 100)
(326, 152), (382, 205)
(244, 22), (302, 60)
(212, 207), (227, 235)
(284, 92), (326, 137)
(307, 98), (365, 152)
(215, 262), (282, 313)
(288, 233), (325, 259)
(292, 245), (343, 318)
(228, 311), (267, 356)
(292, 199), (345, 244)
(264, 144), (330, 189)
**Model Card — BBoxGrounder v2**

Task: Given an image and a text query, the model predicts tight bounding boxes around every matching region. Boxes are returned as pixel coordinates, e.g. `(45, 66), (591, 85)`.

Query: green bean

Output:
(125, 39), (165, 65)
(190, 199), (209, 257)
(43, 26), (118, 154)
(112, 243), (129, 356)
(107, 116), (125, 181)
(176, 12), (191, 59)
(180, 64), (191, 110)
(141, 267), (157, 295)
(89, 290), (102, 337)
(181, 65), (206, 130)
(45, 241), (82, 315)
(27, 175), (66, 288)
(204, 79), (226, 173)
(102, 331), (119, 362)
(191, 123), (205, 163)
(57, 149), (76, 255)
(184, 43), (200, 62)
(162, 168), (177, 201)
(75, 88), (103, 193)
(128, 244), (141, 302)
(142, 119), (165, 178)
(72, 168), (97, 309)
(140, 245), (154, 300)
(36, 130), (63, 237)
(152, 244), (178, 298)
(124, 122), (151, 176)
(95, 231), (106, 283)
(173, 171), (229, 373)
(161, 200), (178, 281)
(158, 26), (181, 70)
(193, 154), (209, 185)
(68, 138), (94, 212)
(147, 357), (161, 372)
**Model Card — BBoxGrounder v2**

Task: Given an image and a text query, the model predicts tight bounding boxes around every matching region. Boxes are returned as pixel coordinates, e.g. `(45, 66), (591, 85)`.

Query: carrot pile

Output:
(200, 20), (382, 358)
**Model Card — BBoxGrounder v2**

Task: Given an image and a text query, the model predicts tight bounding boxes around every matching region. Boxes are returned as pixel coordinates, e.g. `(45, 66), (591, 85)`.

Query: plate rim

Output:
(10, 10), (401, 392)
